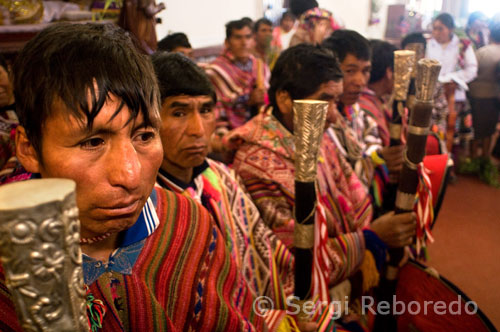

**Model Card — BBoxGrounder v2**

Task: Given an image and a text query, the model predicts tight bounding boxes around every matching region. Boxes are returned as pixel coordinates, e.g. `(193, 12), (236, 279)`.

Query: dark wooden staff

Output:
(291, 100), (329, 321)
(374, 59), (442, 332)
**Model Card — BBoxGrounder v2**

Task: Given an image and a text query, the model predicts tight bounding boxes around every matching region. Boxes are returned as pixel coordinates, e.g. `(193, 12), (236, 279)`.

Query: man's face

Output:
(255, 23), (273, 48)
(172, 46), (193, 59)
(159, 95), (215, 174)
(31, 96), (163, 238)
(0, 65), (14, 107)
(339, 53), (371, 106)
(306, 80), (343, 126)
(226, 26), (253, 62)
(281, 17), (295, 32)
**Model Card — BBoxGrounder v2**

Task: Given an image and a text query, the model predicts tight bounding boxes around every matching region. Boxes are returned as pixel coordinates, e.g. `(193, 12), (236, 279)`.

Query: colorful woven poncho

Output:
(0, 187), (269, 331)
(204, 49), (270, 131)
(157, 159), (297, 331)
(230, 109), (378, 330)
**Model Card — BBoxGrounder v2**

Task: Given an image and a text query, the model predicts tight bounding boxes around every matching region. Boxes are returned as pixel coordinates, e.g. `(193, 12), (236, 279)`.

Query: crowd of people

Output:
(0, 0), (499, 331)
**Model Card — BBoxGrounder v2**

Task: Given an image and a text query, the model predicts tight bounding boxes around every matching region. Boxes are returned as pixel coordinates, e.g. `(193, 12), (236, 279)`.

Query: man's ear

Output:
(386, 67), (393, 81)
(275, 90), (293, 115)
(15, 126), (42, 173)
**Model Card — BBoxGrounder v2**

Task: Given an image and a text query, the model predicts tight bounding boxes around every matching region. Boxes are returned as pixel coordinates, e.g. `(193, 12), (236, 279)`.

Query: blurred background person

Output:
(271, 10), (296, 52)
(467, 19), (500, 185)
(464, 11), (490, 50)
(157, 32), (193, 58)
(253, 17), (280, 69)
(426, 12), (478, 179)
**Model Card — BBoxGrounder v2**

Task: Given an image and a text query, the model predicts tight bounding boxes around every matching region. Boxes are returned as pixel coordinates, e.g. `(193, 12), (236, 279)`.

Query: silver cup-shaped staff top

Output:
(293, 99), (329, 183)
(415, 58), (442, 103)
(0, 179), (88, 332)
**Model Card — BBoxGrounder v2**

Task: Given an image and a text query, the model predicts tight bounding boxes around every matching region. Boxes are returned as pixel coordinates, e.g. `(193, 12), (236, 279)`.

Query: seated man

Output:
(253, 18), (280, 69)
(152, 52), (301, 331)
(323, 30), (404, 191)
(230, 44), (415, 328)
(0, 22), (266, 332)
(204, 18), (269, 133)
(157, 32), (193, 58)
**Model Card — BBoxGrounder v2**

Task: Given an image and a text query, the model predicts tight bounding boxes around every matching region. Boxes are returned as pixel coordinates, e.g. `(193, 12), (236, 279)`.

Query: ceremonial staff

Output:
(292, 100), (328, 320)
(374, 59), (441, 332)
(404, 43), (425, 114)
(389, 50), (415, 146)
(383, 50), (416, 212)
(0, 179), (88, 332)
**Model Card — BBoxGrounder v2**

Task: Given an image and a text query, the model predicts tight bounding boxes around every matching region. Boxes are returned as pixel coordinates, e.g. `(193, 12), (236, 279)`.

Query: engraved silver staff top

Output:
(293, 99), (328, 183)
(0, 179), (88, 332)
(415, 59), (442, 102)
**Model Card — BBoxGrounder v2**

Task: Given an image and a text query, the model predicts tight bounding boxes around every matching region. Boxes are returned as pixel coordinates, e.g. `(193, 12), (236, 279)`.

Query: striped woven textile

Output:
(329, 103), (382, 192)
(230, 111), (374, 329)
(358, 88), (391, 148)
(157, 159), (296, 331)
(0, 187), (268, 331)
(204, 49), (270, 131)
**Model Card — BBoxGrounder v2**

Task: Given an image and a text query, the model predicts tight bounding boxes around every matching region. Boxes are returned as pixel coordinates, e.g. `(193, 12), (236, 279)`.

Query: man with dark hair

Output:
(0, 22), (267, 331)
(205, 18), (269, 138)
(230, 44), (415, 329)
(323, 30), (403, 190)
(152, 52), (297, 331)
(157, 32), (193, 58)
(401, 32), (426, 51)
(253, 17), (280, 68)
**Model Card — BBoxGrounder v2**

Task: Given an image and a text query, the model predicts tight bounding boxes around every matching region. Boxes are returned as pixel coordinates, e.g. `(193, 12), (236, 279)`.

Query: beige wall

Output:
(155, 0), (394, 48)
(156, 0), (263, 48)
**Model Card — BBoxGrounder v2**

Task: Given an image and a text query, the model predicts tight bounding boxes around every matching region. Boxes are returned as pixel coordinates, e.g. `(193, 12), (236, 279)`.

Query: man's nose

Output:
(106, 140), (141, 191)
(186, 111), (205, 137)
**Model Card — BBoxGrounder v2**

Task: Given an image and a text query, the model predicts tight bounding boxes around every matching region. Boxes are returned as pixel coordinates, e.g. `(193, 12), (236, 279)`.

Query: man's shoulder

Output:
(154, 186), (211, 224)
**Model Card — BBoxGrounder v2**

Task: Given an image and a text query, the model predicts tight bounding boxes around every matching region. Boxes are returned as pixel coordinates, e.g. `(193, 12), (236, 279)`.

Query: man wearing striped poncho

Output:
(204, 18), (270, 135)
(152, 52), (302, 331)
(0, 22), (271, 332)
(230, 44), (416, 331)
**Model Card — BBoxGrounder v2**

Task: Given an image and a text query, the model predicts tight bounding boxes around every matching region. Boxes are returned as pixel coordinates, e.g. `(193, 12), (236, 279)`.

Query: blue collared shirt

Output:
(82, 188), (160, 284)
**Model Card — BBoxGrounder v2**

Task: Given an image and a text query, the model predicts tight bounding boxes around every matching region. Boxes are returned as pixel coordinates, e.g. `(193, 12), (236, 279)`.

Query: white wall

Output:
(156, 0), (263, 48)
(155, 0), (392, 48)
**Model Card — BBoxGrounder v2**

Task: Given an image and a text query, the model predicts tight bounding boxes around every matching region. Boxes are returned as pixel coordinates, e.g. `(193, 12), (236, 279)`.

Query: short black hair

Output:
(490, 19), (500, 43)
(269, 44), (343, 111)
(151, 52), (216, 104)
(369, 40), (397, 84)
(401, 32), (426, 50)
(157, 32), (192, 52)
(322, 29), (371, 63)
(434, 13), (455, 30)
(12, 22), (160, 158)
(226, 18), (253, 39)
(289, 0), (318, 17)
(254, 18), (273, 33)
